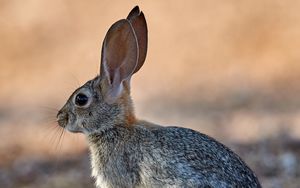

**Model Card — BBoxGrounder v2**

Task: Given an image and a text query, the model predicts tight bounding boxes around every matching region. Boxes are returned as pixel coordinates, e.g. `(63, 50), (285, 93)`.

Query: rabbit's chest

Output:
(94, 174), (110, 188)
(91, 158), (110, 188)
(89, 144), (139, 188)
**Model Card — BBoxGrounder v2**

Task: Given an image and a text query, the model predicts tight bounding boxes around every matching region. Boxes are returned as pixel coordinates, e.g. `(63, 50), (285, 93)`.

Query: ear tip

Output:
(127, 6), (141, 20)
(133, 5), (140, 11)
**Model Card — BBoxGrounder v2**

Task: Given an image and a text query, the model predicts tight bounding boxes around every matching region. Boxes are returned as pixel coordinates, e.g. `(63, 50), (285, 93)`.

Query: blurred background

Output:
(1, 0), (300, 187)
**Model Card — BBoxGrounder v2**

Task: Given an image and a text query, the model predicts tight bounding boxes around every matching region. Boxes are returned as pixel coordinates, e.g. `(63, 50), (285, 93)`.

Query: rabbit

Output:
(57, 6), (261, 188)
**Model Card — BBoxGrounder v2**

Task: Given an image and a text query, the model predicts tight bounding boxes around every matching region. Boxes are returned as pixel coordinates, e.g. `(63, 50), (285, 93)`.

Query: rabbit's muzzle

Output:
(57, 110), (68, 128)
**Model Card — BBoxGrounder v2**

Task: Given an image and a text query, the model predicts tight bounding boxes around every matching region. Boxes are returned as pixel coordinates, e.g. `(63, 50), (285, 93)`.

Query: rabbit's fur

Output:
(57, 6), (261, 188)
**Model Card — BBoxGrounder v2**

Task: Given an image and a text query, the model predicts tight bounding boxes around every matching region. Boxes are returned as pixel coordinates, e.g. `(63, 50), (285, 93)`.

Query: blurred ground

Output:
(1, 0), (300, 187)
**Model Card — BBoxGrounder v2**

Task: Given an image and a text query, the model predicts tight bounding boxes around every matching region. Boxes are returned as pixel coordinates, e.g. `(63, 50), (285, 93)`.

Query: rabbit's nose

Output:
(57, 110), (62, 118)
(57, 110), (69, 128)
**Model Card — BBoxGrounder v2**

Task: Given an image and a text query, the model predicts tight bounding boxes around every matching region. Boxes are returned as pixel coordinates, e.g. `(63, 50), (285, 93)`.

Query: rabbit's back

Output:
(137, 124), (261, 187)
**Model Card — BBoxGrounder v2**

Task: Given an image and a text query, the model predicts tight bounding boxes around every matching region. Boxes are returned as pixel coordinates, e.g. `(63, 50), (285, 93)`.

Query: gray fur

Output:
(87, 123), (261, 188)
(57, 6), (261, 188)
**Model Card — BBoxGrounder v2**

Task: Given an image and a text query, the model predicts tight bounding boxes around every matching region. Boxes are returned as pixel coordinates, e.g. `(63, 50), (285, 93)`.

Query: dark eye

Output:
(75, 93), (89, 106)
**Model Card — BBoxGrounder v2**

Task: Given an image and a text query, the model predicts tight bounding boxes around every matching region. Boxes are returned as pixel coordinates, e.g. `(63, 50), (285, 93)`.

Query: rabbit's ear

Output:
(127, 6), (148, 74)
(100, 19), (138, 103)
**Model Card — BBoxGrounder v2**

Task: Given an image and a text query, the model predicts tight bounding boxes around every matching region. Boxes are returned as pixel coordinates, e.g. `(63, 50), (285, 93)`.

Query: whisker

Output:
(37, 105), (59, 112)
(40, 114), (58, 128)
(38, 107), (58, 127)
(41, 116), (57, 123)
(60, 129), (66, 151)
(44, 122), (60, 133)
(46, 124), (66, 152)
(51, 127), (66, 173)
(47, 125), (63, 150)
(55, 127), (65, 152)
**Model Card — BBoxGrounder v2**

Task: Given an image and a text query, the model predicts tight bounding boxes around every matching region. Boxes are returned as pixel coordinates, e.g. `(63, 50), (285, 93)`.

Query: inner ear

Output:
(100, 19), (139, 102)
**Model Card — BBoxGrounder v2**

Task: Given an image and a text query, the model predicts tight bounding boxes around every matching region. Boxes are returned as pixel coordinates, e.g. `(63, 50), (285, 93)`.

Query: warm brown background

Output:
(1, 0), (300, 187)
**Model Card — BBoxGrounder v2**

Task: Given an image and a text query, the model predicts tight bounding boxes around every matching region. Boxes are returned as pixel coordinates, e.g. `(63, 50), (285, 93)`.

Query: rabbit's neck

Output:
(87, 126), (138, 187)
(99, 85), (137, 128)
(87, 125), (131, 161)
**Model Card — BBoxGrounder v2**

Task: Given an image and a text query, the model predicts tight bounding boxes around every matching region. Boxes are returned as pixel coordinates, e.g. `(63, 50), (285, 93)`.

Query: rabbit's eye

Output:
(75, 93), (89, 106)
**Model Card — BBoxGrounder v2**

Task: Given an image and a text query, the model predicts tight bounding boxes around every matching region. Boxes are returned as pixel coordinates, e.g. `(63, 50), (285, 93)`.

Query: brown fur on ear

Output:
(127, 7), (148, 74)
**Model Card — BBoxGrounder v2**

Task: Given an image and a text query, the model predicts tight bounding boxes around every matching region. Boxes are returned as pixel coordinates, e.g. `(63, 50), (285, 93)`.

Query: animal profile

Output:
(57, 6), (261, 188)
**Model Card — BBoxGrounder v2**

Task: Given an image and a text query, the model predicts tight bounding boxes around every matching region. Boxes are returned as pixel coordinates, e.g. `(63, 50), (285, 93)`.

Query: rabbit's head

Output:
(57, 6), (147, 134)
